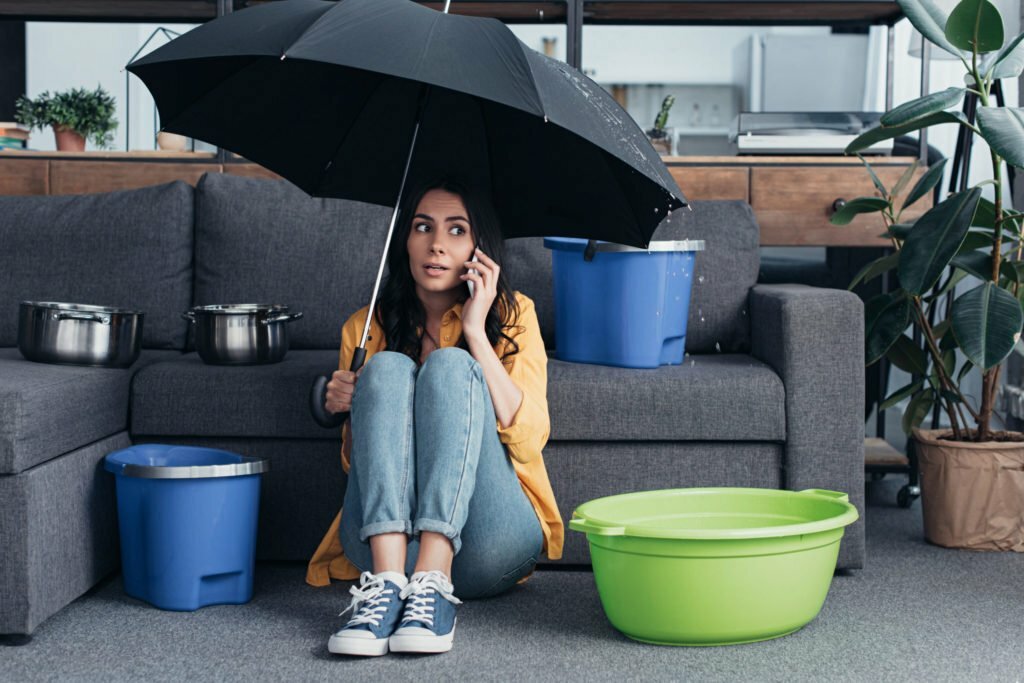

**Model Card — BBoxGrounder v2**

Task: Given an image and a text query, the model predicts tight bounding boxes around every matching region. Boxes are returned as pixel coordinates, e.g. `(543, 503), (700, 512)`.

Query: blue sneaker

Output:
(328, 570), (407, 657)
(389, 570), (463, 654)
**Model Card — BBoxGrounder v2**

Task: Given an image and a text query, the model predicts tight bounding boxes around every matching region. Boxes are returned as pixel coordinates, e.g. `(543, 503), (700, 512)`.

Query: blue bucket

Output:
(104, 444), (270, 611)
(544, 237), (705, 368)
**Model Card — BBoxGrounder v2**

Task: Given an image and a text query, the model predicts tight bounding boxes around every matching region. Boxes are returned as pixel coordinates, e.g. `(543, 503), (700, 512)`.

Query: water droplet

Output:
(543, 115), (549, 123)
(715, 342), (722, 353)
(700, 316), (706, 323)
(741, 309), (747, 316)
(675, 295), (680, 301)
(690, 359), (696, 367)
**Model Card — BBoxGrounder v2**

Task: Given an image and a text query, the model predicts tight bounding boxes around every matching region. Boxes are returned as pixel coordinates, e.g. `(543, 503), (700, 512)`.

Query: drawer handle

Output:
(832, 198), (847, 213)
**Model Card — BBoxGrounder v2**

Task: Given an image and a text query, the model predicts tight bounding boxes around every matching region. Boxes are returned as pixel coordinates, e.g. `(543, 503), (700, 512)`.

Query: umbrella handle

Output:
(310, 347), (367, 429)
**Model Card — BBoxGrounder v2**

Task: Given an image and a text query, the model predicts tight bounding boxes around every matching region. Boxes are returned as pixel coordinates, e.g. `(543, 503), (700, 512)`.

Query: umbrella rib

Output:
(315, 74), (394, 197)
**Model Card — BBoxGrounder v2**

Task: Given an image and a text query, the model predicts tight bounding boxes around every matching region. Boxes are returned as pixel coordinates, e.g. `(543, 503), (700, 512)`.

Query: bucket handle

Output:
(569, 515), (625, 536)
(799, 489), (849, 503)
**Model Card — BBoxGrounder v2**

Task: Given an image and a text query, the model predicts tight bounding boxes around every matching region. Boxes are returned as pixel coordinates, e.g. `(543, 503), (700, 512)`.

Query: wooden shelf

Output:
(0, 0), (901, 25)
(865, 437), (908, 467)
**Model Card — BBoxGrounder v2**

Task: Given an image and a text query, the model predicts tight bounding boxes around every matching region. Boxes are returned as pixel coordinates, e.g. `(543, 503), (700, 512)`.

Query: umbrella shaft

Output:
(358, 85), (432, 351)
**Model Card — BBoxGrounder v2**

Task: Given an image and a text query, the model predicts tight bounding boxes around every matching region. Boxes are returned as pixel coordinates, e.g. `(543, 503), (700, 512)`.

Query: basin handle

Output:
(263, 311), (304, 325)
(799, 489), (849, 503)
(569, 516), (625, 536)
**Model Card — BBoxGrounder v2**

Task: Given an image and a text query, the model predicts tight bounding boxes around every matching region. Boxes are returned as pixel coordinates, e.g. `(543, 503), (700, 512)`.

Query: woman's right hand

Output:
(325, 368), (361, 414)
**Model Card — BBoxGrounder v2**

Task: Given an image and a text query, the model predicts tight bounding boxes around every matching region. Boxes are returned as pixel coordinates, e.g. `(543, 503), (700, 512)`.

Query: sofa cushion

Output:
(503, 237), (554, 348)
(548, 354), (785, 441)
(131, 350), (783, 443)
(0, 349), (183, 475)
(193, 173), (392, 350)
(0, 181), (194, 350)
(131, 350), (340, 439)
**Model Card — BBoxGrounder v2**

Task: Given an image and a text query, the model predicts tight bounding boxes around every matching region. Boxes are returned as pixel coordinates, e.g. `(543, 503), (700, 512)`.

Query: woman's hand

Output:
(325, 367), (362, 414)
(460, 247), (499, 340)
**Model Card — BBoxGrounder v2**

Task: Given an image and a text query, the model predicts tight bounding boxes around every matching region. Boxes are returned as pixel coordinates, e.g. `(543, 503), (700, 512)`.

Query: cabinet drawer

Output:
(670, 166), (748, 202)
(751, 165), (931, 246)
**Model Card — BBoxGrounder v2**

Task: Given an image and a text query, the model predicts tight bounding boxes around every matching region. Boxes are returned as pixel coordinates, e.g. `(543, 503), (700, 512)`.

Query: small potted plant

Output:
(646, 95), (676, 156)
(832, 0), (1024, 552)
(15, 85), (117, 151)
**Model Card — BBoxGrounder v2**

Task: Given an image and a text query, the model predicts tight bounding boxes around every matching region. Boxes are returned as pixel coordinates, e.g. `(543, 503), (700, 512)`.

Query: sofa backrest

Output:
(662, 200), (760, 353)
(193, 173), (392, 350)
(0, 181), (194, 350)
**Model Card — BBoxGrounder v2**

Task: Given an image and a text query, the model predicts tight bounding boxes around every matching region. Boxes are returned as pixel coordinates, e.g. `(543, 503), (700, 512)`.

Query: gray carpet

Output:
(3, 478), (1023, 682)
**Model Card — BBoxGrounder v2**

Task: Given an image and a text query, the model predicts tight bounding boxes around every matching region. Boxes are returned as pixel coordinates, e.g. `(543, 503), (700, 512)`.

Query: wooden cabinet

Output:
(665, 155), (930, 247)
(0, 151), (928, 247)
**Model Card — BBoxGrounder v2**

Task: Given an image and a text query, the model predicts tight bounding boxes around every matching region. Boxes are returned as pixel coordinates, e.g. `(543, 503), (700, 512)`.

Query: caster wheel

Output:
(897, 485), (920, 509)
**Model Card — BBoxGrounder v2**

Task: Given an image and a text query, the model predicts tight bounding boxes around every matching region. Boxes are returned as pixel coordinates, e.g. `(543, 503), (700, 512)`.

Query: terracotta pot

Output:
(914, 428), (1024, 551)
(52, 125), (85, 151)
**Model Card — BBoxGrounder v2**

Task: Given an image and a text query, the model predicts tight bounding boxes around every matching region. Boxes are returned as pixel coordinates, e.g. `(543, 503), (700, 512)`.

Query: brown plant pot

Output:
(52, 125), (85, 151)
(914, 428), (1024, 551)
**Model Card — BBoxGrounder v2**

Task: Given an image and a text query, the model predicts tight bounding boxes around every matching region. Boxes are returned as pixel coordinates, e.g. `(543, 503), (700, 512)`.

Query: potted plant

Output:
(15, 85), (117, 151)
(831, 0), (1024, 552)
(646, 95), (676, 156)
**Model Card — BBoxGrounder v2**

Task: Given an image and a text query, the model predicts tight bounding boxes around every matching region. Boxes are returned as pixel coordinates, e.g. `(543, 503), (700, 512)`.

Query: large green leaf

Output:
(977, 107), (1024, 168)
(950, 249), (992, 279)
(848, 251), (900, 289)
(958, 230), (995, 251)
(992, 31), (1024, 78)
(951, 281), (1024, 368)
(847, 112), (968, 155)
(945, 0), (1004, 53)
(899, 187), (983, 295)
(880, 379), (926, 411)
(902, 389), (936, 435)
(903, 158), (948, 210)
(887, 334), (931, 375)
(881, 88), (965, 126)
(829, 197), (890, 226)
(973, 196), (996, 228)
(866, 292), (913, 365)
(892, 160), (921, 201)
(898, 0), (970, 59)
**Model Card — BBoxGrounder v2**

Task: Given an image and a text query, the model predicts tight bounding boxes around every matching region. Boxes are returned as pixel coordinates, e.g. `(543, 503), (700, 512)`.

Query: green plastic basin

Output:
(569, 487), (859, 646)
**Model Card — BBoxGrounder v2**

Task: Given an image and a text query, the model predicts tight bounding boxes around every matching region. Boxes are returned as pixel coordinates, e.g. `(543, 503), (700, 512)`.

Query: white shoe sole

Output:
(328, 634), (389, 657)
(389, 619), (457, 654)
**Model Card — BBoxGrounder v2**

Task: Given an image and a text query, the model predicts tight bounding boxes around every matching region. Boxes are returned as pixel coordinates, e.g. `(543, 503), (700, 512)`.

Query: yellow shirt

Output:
(305, 291), (564, 587)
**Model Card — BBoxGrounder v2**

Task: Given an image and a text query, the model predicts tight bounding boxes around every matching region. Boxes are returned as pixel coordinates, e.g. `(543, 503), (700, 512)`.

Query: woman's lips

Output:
(423, 264), (449, 278)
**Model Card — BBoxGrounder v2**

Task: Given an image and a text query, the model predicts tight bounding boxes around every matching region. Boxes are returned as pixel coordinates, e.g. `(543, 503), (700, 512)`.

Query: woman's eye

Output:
(450, 225), (466, 236)
(415, 223), (430, 232)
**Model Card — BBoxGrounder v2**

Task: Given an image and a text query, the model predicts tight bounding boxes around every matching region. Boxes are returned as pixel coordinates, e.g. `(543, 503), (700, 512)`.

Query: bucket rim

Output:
(543, 237), (705, 253)
(104, 446), (269, 479)
(569, 487), (859, 540)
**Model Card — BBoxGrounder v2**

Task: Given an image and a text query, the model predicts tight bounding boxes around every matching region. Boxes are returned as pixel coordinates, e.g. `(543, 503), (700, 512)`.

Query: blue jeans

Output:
(339, 348), (544, 600)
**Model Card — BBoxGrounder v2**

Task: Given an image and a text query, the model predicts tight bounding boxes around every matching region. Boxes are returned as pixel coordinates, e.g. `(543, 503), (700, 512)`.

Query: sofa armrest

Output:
(749, 284), (866, 569)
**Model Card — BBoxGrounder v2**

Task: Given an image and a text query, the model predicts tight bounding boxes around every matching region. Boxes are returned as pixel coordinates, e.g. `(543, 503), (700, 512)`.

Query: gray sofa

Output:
(0, 173), (865, 638)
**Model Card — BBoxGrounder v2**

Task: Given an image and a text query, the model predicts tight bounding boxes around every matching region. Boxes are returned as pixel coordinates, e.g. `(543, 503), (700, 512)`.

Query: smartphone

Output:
(466, 252), (479, 298)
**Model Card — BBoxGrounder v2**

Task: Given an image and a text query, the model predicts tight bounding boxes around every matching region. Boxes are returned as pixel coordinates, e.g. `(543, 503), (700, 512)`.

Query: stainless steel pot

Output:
(18, 301), (145, 368)
(183, 304), (303, 365)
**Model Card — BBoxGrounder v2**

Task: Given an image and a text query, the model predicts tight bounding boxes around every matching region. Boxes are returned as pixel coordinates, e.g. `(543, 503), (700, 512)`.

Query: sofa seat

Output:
(131, 351), (340, 439)
(548, 355), (785, 441)
(131, 350), (785, 443)
(0, 349), (182, 475)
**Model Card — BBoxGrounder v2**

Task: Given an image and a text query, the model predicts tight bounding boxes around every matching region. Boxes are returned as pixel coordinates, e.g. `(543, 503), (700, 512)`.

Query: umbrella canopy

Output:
(127, 0), (686, 248)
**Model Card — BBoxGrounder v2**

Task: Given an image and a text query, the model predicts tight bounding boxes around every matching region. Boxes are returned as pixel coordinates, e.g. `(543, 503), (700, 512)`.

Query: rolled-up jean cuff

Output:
(359, 519), (413, 543)
(413, 518), (462, 555)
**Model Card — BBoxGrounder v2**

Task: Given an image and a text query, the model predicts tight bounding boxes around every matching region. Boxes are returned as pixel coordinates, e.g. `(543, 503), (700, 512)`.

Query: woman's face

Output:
(406, 188), (476, 297)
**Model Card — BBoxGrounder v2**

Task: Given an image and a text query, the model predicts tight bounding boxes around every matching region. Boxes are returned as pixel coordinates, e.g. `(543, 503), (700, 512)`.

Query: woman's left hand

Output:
(460, 247), (499, 339)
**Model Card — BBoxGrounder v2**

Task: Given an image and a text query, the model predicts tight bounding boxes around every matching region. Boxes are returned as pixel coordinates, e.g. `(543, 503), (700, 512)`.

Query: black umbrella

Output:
(127, 0), (687, 427)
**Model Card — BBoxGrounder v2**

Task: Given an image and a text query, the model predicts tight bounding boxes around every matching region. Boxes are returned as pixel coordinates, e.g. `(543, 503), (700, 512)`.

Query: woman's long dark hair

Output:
(376, 176), (521, 364)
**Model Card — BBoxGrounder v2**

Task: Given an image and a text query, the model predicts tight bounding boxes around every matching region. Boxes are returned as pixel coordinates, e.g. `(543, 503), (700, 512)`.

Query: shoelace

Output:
(338, 571), (396, 628)
(398, 570), (463, 627)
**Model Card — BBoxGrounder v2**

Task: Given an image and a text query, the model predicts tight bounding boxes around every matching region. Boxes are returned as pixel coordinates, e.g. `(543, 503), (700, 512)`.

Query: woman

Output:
(306, 177), (564, 657)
